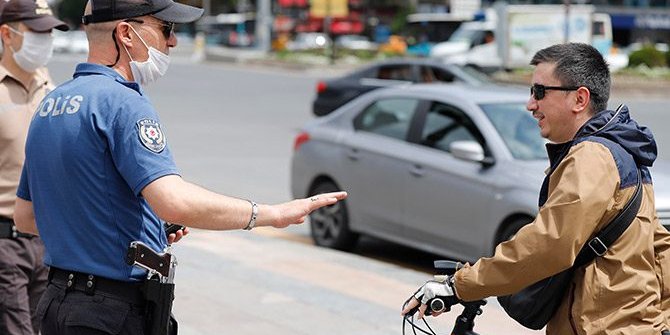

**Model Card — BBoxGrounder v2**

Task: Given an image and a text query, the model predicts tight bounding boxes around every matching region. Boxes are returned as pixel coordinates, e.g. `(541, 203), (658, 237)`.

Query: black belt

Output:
(48, 267), (145, 305)
(0, 217), (35, 239)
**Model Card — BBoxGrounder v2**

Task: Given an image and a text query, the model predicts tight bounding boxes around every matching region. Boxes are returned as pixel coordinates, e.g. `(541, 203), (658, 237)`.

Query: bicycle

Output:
(402, 260), (487, 335)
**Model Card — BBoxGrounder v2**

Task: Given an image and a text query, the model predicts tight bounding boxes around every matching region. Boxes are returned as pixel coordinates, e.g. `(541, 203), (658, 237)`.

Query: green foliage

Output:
(335, 48), (377, 60)
(390, 6), (413, 34)
(57, 0), (87, 28)
(666, 50), (670, 68)
(628, 45), (667, 68)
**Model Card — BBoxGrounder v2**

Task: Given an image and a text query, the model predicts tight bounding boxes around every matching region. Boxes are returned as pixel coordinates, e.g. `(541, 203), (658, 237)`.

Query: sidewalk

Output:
(171, 229), (542, 335)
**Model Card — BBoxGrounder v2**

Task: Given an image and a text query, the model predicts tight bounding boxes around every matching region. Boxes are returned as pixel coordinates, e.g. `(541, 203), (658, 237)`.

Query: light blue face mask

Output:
(8, 27), (54, 72)
(122, 25), (170, 86)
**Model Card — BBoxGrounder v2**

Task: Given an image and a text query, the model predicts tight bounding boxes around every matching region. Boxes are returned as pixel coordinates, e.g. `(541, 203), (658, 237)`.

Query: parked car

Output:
(291, 84), (670, 262)
(312, 59), (492, 117)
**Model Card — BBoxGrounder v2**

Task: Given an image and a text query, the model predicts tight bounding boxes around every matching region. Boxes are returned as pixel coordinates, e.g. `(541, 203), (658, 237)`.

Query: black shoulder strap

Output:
(573, 168), (643, 268)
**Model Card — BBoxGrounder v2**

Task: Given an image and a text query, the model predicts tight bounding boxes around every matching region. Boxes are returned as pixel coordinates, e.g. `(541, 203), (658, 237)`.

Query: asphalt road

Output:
(45, 52), (669, 335)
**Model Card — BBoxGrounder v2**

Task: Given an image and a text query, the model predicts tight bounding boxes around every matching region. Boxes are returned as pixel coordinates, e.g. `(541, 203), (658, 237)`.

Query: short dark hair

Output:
(530, 43), (610, 113)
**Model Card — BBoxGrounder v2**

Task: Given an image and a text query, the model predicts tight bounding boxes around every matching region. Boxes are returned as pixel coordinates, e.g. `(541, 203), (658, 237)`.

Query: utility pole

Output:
(203, 0), (211, 17)
(255, 0), (272, 53)
(311, 0), (346, 64)
(325, 0), (335, 65)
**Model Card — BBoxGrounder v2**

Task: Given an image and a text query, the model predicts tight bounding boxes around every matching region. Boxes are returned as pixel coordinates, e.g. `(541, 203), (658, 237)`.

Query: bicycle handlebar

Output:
(403, 261), (486, 335)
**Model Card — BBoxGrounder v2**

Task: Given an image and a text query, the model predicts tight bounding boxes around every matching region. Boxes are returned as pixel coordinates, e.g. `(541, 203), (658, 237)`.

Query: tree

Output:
(58, 0), (87, 29)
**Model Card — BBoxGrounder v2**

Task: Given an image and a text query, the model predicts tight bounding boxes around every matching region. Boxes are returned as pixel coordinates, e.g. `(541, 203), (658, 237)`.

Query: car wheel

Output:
(309, 181), (359, 251)
(496, 217), (533, 246)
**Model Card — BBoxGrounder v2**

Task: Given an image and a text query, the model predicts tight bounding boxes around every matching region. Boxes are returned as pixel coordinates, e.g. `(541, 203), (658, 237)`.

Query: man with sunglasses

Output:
(0, 1), (68, 334)
(12, 0), (347, 334)
(403, 43), (670, 334)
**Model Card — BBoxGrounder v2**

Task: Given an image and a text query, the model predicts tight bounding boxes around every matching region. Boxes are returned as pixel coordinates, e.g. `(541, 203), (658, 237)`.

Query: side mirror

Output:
(450, 140), (495, 167)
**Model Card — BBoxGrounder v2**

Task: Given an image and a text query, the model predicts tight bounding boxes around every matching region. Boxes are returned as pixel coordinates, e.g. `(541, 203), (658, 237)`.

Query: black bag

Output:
(498, 169), (643, 330)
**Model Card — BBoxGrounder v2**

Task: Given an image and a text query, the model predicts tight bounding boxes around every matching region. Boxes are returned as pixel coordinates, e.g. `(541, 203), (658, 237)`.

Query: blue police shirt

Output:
(16, 63), (180, 282)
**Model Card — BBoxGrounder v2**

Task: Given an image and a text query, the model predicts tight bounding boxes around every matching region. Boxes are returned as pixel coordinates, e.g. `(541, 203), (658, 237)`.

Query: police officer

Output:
(0, 1), (68, 334)
(12, 0), (347, 334)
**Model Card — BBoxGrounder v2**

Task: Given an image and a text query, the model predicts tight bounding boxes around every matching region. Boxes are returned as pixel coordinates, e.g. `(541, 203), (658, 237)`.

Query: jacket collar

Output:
(544, 105), (626, 173)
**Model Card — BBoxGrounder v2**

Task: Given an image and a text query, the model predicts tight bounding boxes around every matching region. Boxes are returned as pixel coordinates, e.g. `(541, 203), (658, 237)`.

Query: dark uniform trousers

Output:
(0, 234), (48, 335)
(38, 268), (147, 335)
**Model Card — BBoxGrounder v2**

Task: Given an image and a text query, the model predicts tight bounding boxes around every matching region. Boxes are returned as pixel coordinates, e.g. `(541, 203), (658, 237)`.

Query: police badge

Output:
(137, 119), (166, 153)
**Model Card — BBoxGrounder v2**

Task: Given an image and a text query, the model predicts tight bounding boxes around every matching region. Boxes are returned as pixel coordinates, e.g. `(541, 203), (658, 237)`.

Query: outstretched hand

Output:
(269, 191), (348, 228)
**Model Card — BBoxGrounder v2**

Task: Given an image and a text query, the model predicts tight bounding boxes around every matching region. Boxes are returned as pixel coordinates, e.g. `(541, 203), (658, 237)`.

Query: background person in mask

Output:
(12, 1), (347, 334)
(0, 1), (68, 334)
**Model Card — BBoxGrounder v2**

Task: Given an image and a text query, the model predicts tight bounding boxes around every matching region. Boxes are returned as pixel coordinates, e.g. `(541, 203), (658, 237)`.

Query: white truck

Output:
(430, 3), (627, 72)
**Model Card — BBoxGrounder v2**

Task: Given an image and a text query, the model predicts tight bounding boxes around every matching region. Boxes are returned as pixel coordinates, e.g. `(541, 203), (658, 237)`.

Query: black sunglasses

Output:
(125, 18), (174, 39)
(530, 84), (580, 100)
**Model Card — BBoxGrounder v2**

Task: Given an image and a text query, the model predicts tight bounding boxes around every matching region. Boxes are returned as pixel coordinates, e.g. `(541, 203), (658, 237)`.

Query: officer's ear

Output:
(115, 21), (135, 50)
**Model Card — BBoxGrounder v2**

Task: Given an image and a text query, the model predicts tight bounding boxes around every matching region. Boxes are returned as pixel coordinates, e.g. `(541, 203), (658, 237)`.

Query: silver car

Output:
(290, 84), (670, 262)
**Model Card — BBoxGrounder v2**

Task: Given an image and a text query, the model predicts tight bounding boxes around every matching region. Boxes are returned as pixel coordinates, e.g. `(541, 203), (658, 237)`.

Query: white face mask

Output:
(8, 28), (54, 72)
(123, 25), (170, 86)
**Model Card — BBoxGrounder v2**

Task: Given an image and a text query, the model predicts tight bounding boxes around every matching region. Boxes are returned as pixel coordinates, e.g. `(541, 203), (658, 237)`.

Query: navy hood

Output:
(541, 105), (656, 206)
(576, 105), (657, 168)
(547, 105), (657, 170)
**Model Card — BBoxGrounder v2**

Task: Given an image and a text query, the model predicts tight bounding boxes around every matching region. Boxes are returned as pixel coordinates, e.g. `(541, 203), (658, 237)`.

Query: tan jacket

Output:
(454, 108), (670, 334)
(0, 66), (53, 218)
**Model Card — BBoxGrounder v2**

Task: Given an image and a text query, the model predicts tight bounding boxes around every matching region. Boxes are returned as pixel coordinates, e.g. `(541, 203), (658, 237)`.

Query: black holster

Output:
(142, 275), (177, 335)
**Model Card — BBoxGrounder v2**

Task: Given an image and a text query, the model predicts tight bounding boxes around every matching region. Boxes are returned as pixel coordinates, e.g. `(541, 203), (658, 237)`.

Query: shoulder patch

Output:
(136, 118), (166, 153)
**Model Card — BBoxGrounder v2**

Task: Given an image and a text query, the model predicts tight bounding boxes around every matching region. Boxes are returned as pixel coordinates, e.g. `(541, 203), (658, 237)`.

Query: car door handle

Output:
(409, 165), (424, 177)
(346, 148), (359, 161)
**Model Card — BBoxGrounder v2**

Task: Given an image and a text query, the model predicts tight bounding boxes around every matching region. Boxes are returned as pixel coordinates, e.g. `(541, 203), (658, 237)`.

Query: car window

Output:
(356, 67), (377, 78)
(353, 98), (419, 141)
(419, 66), (436, 83)
(428, 66), (456, 83)
(459, 65), (492, 84)
(480, 103), (548, 160)
(374, 65), (413, 81)
(419, 102), (484, 153)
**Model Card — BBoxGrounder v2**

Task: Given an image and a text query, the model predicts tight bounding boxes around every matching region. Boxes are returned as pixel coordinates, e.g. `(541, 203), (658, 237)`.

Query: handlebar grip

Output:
(429, 298), (446, 313)
(433, 260), (463, 275)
